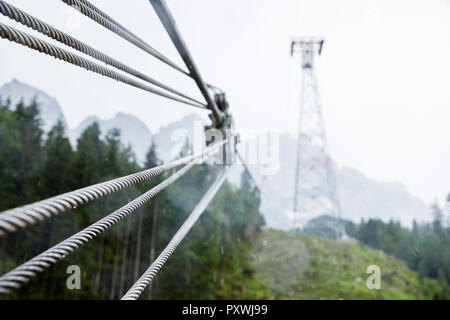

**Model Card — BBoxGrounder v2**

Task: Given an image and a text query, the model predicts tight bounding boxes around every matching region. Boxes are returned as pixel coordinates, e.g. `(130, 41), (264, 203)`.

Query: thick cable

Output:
(0, 1), (205, 107)
(121, 167), (229, 300)
(0, 23), (206, 110)
(0, 138), (226, 236)
(0, 164), (194, 296)
(61, 0), (190, 76)
(149, 0), (223, 125)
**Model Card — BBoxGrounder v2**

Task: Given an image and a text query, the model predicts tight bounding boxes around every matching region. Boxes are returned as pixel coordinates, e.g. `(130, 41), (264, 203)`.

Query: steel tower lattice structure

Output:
(291, 38), (343, 230)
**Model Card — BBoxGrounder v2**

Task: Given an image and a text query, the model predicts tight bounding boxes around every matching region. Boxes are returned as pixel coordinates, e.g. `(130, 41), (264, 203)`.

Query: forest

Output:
(299, 212), (450, 298)
(344, 210), (450, 293)
(0, 97), (264, 299)
(0, 97), (449, 299)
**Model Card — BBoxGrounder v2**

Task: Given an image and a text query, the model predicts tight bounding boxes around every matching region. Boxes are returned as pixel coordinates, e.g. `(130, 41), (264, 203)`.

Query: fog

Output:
(0, 0), (449, 204)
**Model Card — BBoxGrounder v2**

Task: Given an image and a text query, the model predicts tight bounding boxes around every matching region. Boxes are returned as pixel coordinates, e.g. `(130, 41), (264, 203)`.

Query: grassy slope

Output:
(228, 230), (443, 300)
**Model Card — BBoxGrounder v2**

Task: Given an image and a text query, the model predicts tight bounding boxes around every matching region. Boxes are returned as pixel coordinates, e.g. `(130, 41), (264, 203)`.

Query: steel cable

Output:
(0, 163), (197, 296)
(0, 1), (205, 107)
(77, 0), (128, 29)
(0, 0), (234, 299)
(60, 0), (190, 76)
(149, 0), (223, 125)
(0, 138), (226, 236)
(121, 167), (229, 300)
(237, 151), (261, 193)
(0, 22), (205, 109)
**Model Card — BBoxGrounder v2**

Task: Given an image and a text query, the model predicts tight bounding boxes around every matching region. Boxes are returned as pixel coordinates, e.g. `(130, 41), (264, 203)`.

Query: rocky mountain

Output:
(0, 79), (67, 132)
(337, 167), (430, 227)
(68, 113), (152, 164)
(68, 113), (208, 165)
(243, 133), (431, 229)
(152, 113), (206, 162)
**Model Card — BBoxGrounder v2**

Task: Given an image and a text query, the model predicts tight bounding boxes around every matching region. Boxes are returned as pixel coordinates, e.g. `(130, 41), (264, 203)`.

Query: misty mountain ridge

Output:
(68, 112), (207, 164)
(0, 79), (67, 132)
(0, 79), (192, 164)
(152, 113), (206, 162)
(68, 112), (152, 164)
(0, 79), (432, 228)
(239, 132), (431, 229)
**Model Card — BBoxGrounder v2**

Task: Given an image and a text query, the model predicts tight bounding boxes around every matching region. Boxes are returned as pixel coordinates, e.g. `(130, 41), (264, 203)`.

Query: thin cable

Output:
(0, 22), (205, 109)
(236, 151), (261, 193)
(0, 139), (226, 236)
(60, 0), (190, 76)
(0, 164), (194, 296)
(0, 1), (205, 107)
(121, 167), (229, 300)
(76, 0), (128, 29)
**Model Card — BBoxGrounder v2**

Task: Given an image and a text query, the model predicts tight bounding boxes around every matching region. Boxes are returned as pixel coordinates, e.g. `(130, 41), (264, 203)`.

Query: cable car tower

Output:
(291, 38), (343, 231)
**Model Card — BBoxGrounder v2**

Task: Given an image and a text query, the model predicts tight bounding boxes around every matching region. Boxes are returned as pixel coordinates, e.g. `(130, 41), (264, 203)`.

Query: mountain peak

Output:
(153, 113), (206, 162)
(114, 112), (135, 119)
(69, 112), (153, 164)
(0, 79), (67, 132)
(256, 132), (431, 230)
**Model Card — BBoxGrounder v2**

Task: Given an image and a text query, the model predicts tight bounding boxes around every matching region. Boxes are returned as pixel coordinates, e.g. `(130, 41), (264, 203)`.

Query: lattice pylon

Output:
(291, 38), (344, 232)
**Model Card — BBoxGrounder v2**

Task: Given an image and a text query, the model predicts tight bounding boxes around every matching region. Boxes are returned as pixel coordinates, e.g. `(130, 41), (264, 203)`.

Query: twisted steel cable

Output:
(76, 0), (137, 38)
(60, 0), (190, 76)
(0, 164), (195, 296)
(0, 22), (205, 109)
(0, 1), (205, 107)
(0, 138), (226, 236)
(122, 167), (229, 300)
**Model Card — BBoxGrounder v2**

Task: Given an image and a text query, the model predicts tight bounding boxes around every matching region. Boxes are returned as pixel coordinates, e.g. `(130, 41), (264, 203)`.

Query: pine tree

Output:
(40, 120), (74, 248)
(14, 98), (45, 205)
(74, 122), (105, 188)
(42, 120), (74, 196)
(0, 104), (268, 300)
(240, 169), (253, 191)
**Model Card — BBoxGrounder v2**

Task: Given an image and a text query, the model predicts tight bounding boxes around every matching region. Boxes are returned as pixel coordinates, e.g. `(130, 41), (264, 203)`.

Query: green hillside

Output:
(237, 230), (445, 300)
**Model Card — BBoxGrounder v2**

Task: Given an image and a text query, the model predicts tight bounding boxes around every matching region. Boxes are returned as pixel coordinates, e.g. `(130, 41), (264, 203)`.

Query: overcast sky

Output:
(0, 0), (449, 204)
